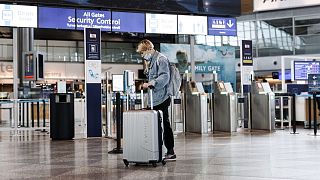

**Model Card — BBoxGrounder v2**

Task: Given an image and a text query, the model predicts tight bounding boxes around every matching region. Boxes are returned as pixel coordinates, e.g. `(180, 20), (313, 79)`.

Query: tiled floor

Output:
(0, 128), (319, 180)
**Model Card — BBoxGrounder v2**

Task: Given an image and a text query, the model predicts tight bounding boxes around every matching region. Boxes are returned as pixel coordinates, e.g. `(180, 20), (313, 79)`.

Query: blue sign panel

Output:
(76, 9), (111, 31)
(112, 11), (145, 33)
(208, 17), (237, 36)
(241, 40), (253, 66)
(278, 70), (291, 80)
(308, 74), (320, 93)
(85, 28), (101, 60)
(39, 7), (75, 29)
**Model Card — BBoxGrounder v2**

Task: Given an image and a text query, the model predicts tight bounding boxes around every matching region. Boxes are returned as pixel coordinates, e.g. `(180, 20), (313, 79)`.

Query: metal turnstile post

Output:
(248, 93), (251, 130)
(280, 96), (284, 130)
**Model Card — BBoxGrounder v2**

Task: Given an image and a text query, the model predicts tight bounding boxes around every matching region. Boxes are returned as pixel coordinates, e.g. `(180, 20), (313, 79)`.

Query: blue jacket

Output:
(147, 51), (170, 106)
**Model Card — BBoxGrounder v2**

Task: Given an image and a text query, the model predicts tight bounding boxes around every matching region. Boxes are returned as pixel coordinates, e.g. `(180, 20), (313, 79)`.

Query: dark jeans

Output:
(153, 97), (174, 154)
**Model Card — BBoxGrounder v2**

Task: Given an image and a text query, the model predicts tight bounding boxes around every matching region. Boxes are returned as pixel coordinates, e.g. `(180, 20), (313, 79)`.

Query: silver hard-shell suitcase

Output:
(123, 89), (166, 167)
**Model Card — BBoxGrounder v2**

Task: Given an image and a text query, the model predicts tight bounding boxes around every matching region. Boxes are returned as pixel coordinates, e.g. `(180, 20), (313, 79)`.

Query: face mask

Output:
(143, 53), (152, 61)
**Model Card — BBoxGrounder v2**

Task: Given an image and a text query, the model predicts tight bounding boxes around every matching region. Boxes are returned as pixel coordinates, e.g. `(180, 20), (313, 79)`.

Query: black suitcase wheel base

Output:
(123, 159), (166, 167)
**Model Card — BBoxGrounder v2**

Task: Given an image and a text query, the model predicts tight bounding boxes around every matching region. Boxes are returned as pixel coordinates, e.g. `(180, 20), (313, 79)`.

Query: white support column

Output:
(190, 35), (195, 81)
(13, 28), (18, 99)
(281, 56), (286, 93)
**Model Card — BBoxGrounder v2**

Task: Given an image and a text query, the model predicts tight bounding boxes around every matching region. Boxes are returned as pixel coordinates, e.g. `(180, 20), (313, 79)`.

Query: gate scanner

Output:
(213, 82), (237, 132)
(251, 81), (275, 131)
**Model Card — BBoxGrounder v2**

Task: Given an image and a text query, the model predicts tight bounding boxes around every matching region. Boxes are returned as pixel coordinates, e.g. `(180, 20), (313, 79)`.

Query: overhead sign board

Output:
(111, 11), (145, 33)
(146, 13), (177, 34)
(39, 7), (75, 29)
(0, 4), (37, 28)
(208, 17), (237, 36)
(308, 74), (320, 93)
(178, 15), (207, 35)
(254, 0), (320, 12)
(76, 10), (111, 31)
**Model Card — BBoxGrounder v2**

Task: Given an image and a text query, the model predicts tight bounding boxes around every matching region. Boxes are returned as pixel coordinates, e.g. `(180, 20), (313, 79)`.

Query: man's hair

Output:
(136, 39), (154, 53)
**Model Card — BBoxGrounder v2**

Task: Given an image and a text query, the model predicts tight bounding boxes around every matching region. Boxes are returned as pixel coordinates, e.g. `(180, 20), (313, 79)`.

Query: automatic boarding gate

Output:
(185, 81), (208, 134)
(213, 82), (237, 132)
(251, 81), (275, 131)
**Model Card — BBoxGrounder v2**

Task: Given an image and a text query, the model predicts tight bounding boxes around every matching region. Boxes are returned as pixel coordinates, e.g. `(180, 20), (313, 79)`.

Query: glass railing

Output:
(0, 43), (143, 64)
(0, 44), (13, 61)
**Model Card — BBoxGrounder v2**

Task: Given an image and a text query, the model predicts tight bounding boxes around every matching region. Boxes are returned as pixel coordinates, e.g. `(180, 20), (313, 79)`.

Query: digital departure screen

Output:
(294, 61), (320, 80)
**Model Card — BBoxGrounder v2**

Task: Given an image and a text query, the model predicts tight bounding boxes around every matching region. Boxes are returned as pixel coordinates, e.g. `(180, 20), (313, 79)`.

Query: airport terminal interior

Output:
(1, 0), (320, 179)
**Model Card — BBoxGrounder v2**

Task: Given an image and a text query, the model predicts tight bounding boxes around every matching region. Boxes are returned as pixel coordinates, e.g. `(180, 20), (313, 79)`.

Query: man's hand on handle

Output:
(142, 83), (154, 89)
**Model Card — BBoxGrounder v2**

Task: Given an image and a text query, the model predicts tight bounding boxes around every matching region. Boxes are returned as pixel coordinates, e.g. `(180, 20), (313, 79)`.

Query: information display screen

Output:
(294, 61), (320, 80)
(39, 7), (75, 29)
(0, 4), (37, 28)
(24, 53), (35, 80)
(112, 12), (145, 33)
(76, 9), (111, 31)
(278, 70), (291, 80)
(146, 13), (177, 34)
(112, 74), (124, 92)
(178, 15), (207, 35)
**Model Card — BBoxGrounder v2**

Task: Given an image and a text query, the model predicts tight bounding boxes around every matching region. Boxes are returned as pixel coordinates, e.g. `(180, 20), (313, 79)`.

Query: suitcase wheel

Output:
(123, 159), (129, 167)
(152, 162), (157, 167)
(161, 160), (166, 166)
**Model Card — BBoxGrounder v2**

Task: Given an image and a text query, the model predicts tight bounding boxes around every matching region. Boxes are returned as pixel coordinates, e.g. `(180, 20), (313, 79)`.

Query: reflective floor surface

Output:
(0, 128), (319, 180)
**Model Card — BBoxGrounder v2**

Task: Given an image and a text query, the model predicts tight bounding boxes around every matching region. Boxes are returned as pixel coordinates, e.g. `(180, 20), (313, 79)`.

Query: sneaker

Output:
(164, 153), (176, 161)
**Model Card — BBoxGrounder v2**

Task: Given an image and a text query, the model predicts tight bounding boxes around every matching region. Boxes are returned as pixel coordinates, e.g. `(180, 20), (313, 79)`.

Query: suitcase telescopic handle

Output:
(149, 88), (153, 110)
(148, 85), (154, 110)
(140, 86), (154, 110)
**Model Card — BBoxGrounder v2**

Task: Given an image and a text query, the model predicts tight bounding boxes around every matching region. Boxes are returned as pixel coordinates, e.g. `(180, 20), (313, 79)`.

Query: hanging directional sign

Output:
(208, 17), (237, 36)
(308, 74), (320, 93)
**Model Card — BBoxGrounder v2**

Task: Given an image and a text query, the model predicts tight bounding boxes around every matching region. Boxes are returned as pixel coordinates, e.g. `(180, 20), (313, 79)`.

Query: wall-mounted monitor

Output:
(39, 7), (75, 30)
(146, 13), (177, 34)
(178, 15), (207, 35)
(23, 52), (36, 81)
(76, 9), (111, 31)
(0, 4), (37, 28)
(112, 11), (145, 33)
(294, 61), (320, 80)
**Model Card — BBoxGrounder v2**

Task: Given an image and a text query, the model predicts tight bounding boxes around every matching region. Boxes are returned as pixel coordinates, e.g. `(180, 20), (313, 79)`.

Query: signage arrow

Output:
(313, 75), (317, 80)
(227, 20), (234, 28)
